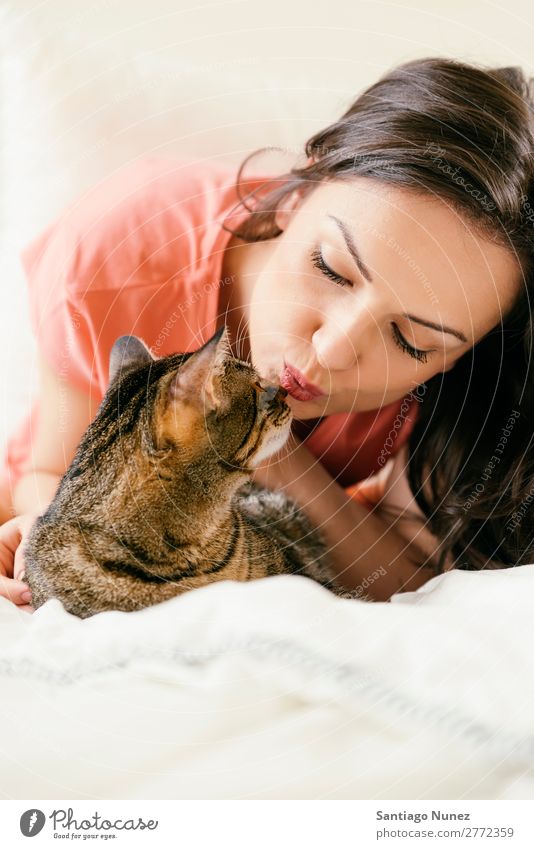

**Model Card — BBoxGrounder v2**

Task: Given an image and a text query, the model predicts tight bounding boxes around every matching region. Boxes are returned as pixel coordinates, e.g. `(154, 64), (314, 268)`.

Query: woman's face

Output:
(240, 177), (522, 419)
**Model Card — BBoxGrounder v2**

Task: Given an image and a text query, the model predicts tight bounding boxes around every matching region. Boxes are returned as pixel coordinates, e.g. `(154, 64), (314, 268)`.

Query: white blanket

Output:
(1, 566), (533, 800)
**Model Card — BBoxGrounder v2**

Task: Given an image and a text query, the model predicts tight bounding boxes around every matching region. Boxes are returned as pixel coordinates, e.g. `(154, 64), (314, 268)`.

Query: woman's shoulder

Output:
(20, 156), (238, 297)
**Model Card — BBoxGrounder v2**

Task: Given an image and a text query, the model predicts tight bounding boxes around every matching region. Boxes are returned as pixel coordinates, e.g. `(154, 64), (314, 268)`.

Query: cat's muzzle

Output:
(258, 384), (289, 413)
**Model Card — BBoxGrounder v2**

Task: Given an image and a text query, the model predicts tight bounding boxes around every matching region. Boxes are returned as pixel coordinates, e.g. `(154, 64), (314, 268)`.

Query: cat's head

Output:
(107, 325), (292, 477)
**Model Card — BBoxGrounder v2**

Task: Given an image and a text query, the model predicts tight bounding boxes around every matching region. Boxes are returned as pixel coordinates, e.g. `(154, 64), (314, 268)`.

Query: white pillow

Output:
(1, 566), (534, 798)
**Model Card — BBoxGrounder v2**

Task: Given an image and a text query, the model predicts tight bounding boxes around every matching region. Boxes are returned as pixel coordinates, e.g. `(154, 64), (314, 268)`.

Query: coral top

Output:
(1, 156), (418, 514)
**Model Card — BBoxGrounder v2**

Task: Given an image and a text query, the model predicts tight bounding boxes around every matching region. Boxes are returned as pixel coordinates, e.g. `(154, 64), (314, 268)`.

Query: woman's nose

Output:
(312, 308), (376, 371)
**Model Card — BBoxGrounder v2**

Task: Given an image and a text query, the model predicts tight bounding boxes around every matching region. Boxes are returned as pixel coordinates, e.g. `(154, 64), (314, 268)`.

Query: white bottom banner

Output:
(1, 799), (533, 848)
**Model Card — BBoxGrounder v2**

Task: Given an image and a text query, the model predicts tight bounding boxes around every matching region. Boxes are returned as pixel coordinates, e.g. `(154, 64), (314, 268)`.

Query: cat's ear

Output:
(109, 335), (155, 384)
(169, 325), (232, 412)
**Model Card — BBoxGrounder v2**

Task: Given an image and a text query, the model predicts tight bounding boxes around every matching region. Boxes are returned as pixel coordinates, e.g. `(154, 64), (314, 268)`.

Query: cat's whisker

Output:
(221, 297), (232, 339)
(234, 312), (249, 361)
(221, 290), (255, 367)
(285, 432), (299, 451)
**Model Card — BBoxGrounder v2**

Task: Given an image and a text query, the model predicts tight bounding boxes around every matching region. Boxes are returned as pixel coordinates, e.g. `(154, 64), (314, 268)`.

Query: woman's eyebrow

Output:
(327, 213), (468, 344)
(327, 214), (373, 282)
(402, 313), (468, 343)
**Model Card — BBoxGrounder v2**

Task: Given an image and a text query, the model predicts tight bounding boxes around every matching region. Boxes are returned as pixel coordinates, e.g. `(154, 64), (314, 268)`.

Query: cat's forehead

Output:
(166, 350), (253, 372)
(228, 357), (256, 374)
(231, 354), (253, 370)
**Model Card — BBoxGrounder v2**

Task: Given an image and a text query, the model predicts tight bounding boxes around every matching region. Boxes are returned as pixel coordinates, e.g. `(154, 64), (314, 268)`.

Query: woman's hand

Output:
(344, 459), (395, 508)
(0, 513), (39, 612)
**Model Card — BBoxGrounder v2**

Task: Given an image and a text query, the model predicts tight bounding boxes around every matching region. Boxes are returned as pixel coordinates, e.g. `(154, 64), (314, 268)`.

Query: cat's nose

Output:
(259, 384), (288, 408)
(267, 384), (288, 402)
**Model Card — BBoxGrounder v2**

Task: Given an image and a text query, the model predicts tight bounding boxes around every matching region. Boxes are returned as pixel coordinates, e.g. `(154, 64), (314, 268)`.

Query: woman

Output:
(1, 56), (533, 607)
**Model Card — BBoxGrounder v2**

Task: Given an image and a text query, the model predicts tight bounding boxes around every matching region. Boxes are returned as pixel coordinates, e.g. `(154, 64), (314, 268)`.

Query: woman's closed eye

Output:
(310, 247), (353, 288)
(390, 322), (432, 364)
(310, 247), (434, 364)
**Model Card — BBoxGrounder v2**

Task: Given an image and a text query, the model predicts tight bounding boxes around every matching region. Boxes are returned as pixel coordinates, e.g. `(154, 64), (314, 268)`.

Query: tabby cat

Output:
(23, 326), (364, 617)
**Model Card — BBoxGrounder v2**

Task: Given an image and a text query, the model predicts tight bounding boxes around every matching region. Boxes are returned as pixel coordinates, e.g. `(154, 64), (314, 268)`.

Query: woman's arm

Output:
(374, 443), (455, 574)
(251, 435), (447, 601)
(12, 354), (100, 516)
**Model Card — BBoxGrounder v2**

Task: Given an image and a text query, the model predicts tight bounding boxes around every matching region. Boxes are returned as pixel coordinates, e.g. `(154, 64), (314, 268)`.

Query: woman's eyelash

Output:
(391, 323), (430, 363)
(310, 248), (353, 288)
(310, 247), (431, 364)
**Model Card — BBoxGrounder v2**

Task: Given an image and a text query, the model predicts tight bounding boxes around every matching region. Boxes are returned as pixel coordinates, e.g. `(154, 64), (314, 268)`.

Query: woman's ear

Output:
(274, 188), (306, 233)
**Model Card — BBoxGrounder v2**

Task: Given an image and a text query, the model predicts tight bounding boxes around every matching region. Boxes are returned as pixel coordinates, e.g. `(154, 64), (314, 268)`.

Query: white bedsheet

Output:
(0, 565), (533, 800)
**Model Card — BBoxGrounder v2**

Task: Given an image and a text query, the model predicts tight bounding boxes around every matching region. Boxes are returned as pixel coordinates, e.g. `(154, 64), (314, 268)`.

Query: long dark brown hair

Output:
(222, 57), (534, 574)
